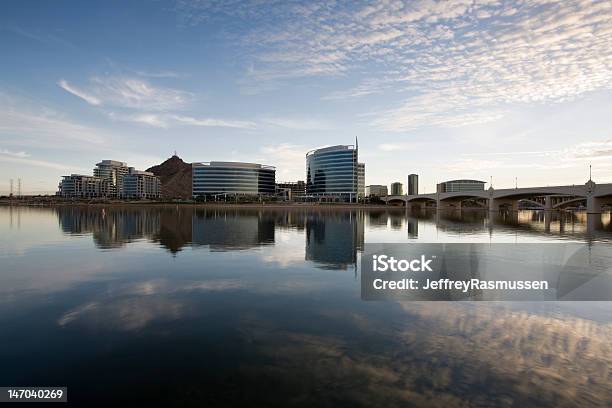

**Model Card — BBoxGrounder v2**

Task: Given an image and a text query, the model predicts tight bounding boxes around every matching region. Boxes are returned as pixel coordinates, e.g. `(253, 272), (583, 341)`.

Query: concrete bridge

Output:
(382, 180), (612, 213)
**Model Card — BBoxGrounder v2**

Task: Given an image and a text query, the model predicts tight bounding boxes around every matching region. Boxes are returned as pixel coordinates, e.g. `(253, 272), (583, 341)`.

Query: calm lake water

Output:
(0, 205), (610, 407)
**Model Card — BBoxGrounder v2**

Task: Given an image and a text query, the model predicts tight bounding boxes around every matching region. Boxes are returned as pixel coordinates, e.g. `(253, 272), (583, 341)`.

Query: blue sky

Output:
(1, 0), (611, 194)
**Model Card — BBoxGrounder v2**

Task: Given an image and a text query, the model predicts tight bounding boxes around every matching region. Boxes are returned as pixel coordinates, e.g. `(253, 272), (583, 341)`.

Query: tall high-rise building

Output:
(391, 182), (403, 195)
(306, 144), (359, 202)
(408, 174), (419, 195)
(357, 163), (365, 199)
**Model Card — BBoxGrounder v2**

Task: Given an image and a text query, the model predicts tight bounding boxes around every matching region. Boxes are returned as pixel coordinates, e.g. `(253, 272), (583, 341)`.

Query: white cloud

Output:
(0, 148), (30, 158)
(177, 0), (612, 130)
(0, 94), (109, 148)
(170, 115), (256, 129)
(378, 142), (417, 152)
(108, 112), (256, 129)
(0, 152), (87, 171)
(59, 76), (191, 111)
(58, 79), (102, 106)
(261, 143), (308, 181)
(262, 117), (331, 130)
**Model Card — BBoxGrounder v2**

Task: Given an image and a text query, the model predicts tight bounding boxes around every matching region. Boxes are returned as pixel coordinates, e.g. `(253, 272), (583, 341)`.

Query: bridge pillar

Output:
(587, 213), (603, 233)
(544, 196), (553, 211)
(587, 196), (603, 214)
(585, 179), (602, 214)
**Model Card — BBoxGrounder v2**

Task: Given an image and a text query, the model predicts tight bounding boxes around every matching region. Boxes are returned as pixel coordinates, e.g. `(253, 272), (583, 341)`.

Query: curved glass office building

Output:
(306, 145), (360, 202)
(192, 162), (276, 197)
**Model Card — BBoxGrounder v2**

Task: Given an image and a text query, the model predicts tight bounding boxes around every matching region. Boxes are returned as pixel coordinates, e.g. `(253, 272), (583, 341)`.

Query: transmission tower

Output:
(9, 179), (13, 197)
(17, 178), (22, 197)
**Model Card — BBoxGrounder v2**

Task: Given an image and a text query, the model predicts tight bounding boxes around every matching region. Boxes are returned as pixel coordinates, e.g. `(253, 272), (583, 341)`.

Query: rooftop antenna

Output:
(490, 175), (493, 188)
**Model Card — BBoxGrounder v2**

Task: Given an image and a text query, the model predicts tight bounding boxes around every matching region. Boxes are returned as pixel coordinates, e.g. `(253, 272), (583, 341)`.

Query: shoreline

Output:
(0, 199), (418, 211)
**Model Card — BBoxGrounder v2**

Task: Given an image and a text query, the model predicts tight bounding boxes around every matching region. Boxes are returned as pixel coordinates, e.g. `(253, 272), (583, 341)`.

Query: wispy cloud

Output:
(170, 115), (256, 129)
(378, 142), (418, 152)
(262, 117), (332, 130)
(58, 79), (102, 106)
(108, 112), (256, 129)
(58, 76), (192, 110)
(0, 151), (86, 171)
(177, 0), (612, 130)
(0, 148), (30, 158)
(261, 143), (308, 181)
(0, 94), (108, 148)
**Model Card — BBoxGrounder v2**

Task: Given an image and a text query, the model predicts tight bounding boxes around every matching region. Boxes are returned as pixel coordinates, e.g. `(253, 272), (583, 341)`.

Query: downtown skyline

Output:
(1, 0), (611, 194)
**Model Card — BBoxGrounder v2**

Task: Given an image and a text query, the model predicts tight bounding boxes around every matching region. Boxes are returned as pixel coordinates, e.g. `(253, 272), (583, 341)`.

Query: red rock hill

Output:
(146, 155), (192, 199)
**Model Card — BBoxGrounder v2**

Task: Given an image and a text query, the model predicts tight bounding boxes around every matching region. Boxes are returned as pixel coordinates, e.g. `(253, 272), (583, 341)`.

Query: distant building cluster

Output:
(52, 141), (469, 203)
(58, 160), (160, 199)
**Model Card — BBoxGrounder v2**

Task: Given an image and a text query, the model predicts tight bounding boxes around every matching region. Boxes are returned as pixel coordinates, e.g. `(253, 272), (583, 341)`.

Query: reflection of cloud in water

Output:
(117, 279), (244, 296)
(58, 298), (183, 331)
(237, 303), (611, 407)
(57, 279), (245, 331)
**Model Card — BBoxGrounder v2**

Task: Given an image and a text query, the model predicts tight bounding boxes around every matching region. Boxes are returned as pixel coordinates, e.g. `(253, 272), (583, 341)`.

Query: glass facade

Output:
(391, 182), (403, 195)
(408, 174), (419, 195)
(306, 145), (358, 201)
(192, 162), (276, 197)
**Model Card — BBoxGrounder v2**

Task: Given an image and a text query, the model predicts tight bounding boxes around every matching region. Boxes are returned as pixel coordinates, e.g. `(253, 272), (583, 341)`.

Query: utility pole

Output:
(17, 178), (21, 197)
(9, 179), (13, 197)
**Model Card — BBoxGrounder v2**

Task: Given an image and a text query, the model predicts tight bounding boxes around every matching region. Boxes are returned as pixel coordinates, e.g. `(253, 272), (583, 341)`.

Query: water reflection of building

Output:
(56, 207), (160, 248)
(305, 211), (364, 269)
(273, 211), (307, 231)
(191, 209), (275, 251)
(367, 211), (389, 229)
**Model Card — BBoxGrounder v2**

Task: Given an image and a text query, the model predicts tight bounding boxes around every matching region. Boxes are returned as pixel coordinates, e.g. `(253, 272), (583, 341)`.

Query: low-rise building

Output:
(366, 185), (388, 197)
(58, 174), (107, 198)
(437, 179), (486, 193)
(122, 168), (161, 199)
(192, 161), (276, 198)
(58, 160), (161, 199)
(276, 181), (306, 200)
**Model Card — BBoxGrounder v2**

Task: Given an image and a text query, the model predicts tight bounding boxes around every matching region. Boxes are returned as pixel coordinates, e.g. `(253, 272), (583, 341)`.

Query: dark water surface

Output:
(0, 206), (610, 407)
